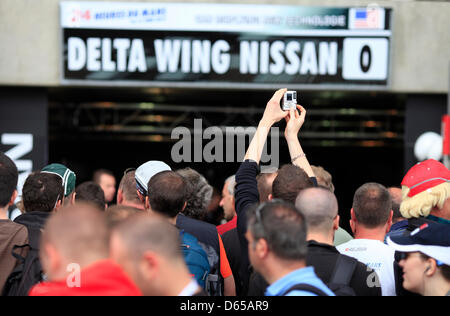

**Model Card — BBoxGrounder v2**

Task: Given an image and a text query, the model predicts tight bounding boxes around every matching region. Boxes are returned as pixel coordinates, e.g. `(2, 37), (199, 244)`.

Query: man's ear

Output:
(145, 196), (150, 210)
(350, 208), (356, 220)
(141, 251), (160, 280)
(333, 215), (340, 231)
(8, 190), (18, 206)
(71, 192), (76, 205)
(54, 198), (63, 212)
(385, 210), (394, 233)
(350, 208), (356, 234)
(181, 201), (187, 213)
(256, 238), (269, 259)
(117, 189), (124, 204)
(268, 194), (273, 201)
(137, 190), (145, 203)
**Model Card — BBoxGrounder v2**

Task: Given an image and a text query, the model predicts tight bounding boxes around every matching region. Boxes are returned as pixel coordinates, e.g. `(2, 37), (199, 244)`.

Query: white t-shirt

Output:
(337, 239), (396, 296)
(7, 208), (22, 221)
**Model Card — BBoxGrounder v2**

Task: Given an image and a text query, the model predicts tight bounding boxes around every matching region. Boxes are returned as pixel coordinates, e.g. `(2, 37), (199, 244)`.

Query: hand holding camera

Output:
(261, 88), (289, 126)
(281, 91), (297, 111)
(283, 91), (306, 140)
(261, 89), (304, 132)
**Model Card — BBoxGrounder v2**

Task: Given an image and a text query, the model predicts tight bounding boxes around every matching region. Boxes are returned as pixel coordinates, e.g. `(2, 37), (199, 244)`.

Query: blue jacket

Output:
(265, 266), (335, 296)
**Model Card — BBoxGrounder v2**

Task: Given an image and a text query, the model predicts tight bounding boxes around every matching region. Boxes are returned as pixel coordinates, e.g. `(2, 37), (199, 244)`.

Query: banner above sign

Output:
(60, 2), (392, 89)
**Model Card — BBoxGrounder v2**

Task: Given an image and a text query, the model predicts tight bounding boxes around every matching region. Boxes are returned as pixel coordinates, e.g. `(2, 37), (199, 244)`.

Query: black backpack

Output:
(2, 226), (45, 296)
(282, 255), (357, 297)
(282, 283), (330, 296)
(326, 255), (357, 296)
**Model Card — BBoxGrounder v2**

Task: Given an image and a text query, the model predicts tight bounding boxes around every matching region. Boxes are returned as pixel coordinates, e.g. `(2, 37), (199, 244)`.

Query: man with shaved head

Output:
(29, 203), (141, 296)
(296, 187), (381, 296)
(297, 187), (339, 240)
(110, 214), (205, 296)
(309, 165), (353, 246)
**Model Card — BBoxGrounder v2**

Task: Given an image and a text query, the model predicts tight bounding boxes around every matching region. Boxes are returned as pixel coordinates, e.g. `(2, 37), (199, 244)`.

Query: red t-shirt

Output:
(29, 259), (142, 296)
(217, 216), (237, 236)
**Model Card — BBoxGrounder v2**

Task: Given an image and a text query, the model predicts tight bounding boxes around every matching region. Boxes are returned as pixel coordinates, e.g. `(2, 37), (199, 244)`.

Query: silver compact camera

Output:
(281, 91), (297, 111)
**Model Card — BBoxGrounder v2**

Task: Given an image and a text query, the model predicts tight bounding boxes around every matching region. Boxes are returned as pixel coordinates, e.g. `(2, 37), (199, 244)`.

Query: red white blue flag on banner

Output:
(349, 7), (385, 29)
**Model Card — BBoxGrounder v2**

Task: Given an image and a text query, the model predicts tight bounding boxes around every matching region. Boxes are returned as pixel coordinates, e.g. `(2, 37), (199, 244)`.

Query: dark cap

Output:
(387, 222), (450, 265)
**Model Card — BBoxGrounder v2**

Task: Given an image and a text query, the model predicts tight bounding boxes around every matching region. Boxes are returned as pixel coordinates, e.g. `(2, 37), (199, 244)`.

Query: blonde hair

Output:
(311, 165), (335, 193)
(400, 182), (450, 218)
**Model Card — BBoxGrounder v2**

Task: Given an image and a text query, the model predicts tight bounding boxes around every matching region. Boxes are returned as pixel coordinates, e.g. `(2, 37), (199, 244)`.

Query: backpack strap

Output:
(330, 255), (357, 286)
(11, 244), (30, 262)
(281, 283), (330, 296)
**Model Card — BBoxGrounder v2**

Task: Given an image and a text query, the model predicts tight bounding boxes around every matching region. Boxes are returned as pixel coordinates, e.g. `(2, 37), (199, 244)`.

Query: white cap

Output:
(135, 161), (171, 195)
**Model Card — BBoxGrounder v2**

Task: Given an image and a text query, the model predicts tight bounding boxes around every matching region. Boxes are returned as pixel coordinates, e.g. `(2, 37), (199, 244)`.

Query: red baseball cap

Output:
(401, 159), (450, 197)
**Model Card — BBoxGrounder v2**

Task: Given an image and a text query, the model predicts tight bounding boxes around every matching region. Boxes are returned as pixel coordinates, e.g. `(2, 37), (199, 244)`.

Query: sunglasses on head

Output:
(123, 168), (136, 176)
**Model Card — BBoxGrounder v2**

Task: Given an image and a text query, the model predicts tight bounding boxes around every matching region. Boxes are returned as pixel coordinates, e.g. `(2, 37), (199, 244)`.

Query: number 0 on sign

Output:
(342, 38), (389, 80)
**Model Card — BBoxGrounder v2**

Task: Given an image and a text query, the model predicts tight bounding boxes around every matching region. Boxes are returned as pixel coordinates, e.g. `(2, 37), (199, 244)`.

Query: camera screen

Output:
(286, 93), (292, 101)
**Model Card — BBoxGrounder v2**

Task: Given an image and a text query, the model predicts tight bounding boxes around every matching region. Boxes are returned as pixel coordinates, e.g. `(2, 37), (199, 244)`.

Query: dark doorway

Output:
(48, 87), (406, 233)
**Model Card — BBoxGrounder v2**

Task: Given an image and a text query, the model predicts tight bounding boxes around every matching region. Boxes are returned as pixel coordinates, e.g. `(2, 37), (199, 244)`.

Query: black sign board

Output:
(61, 3), (392, 89)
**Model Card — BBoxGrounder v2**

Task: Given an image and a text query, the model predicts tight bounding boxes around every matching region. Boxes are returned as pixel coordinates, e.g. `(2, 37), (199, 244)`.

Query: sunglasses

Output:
(254, 199), (284, 236)
(394, 251), (420, 262)
(395, 251), (445, 266)
(254, 203), (267, 236)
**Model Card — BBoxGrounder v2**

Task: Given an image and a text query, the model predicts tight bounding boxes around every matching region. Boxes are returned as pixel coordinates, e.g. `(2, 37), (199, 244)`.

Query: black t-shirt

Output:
(222, 228), (245, 296)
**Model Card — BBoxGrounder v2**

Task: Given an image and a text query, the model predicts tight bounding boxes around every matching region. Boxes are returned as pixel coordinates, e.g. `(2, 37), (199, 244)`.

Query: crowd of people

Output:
(0, 89), (449, 296)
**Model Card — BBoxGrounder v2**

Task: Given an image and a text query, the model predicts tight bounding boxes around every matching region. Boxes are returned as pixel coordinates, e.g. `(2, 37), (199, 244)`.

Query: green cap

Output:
(41, 163), (76, 197)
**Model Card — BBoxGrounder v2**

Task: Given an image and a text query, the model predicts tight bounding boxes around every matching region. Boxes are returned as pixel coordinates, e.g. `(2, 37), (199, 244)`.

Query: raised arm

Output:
(284, 104), (315, 178)
(235, 89), (288, 293)
(237, 88), (289, 215)
(244, 88), (289, 163)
